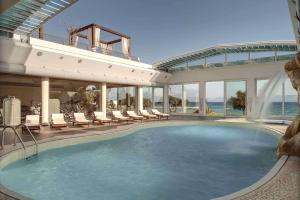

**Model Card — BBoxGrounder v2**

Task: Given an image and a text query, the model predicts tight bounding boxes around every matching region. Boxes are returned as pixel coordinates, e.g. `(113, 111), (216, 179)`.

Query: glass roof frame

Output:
(0, 0), (78, 34)
(154, 41), (297, 71)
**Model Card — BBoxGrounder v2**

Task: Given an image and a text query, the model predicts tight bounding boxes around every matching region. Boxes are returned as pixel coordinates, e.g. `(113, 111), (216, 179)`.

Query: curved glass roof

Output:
(154, 40), (297, 72)
(0, 0), (78, 34)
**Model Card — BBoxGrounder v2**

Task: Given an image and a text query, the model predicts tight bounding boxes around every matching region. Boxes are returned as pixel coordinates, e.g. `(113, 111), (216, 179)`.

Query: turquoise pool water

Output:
(0, 124), (279, 200)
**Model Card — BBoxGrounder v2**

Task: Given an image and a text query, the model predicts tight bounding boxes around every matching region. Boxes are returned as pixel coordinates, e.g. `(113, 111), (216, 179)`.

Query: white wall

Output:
(0, 37), (171, 86)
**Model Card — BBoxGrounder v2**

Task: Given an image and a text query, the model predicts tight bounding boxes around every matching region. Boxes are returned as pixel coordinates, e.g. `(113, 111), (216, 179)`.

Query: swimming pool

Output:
(0, 123), (279, 200)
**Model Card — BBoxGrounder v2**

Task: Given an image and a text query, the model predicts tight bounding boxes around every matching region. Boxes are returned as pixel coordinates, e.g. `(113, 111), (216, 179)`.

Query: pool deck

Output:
(0, 117), (299, 200)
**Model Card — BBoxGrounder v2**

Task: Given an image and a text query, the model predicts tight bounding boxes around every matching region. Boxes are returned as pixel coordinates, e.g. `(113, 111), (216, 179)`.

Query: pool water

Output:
(0, 124), (279, 200)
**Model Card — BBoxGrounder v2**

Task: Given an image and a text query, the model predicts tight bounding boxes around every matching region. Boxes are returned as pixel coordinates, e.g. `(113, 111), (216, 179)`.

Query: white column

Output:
(101, 83), (107, 114)
(98, 84), (102, 110)
(246, 78), (256, 119)
(152, 87), (155, 109)
(137, 86), (143, 113)
(41, 77), (49, 125)
(199, 81), (206, 116)
(163, 85), (169, 113)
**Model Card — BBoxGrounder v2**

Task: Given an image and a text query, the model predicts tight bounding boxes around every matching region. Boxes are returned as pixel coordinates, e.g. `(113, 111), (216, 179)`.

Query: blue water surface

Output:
(0, 124), (279, 200)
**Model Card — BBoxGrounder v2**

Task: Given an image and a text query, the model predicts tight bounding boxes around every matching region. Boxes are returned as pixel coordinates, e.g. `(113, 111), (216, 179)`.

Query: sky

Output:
(45, 0), (295, 64)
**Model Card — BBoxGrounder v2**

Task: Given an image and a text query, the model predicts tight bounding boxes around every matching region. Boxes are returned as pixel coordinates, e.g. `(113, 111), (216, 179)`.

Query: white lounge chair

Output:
(73, 113), (92, 126)
(51, 113), (68, 128)
(140, 110), (157, 120)
(151, 109), (170, 120)
(112, 111), (131, 123)
(126, 111), (143, 122)
(93, 111), (112, 125)
(23, 115), (40, 132)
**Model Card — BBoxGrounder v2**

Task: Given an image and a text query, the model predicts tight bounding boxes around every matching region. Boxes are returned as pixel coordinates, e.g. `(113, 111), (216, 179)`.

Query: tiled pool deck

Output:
(0, 118), (299, 200)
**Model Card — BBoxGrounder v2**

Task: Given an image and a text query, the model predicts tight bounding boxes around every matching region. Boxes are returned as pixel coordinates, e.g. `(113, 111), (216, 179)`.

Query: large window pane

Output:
(205, 81), (224, 116)
(256, 79), (269, 96)
(169, 85), (183, 113)
(107, 88), (117, 112)
(117, 87), (136, 112)
(143, 87), (152, 110)
(183, 84), (199, 114)
(284, 79), (298, 118)
(153, 87), (164, 112)
(50, 79), (100, 120)
(226, 81), (246, 116)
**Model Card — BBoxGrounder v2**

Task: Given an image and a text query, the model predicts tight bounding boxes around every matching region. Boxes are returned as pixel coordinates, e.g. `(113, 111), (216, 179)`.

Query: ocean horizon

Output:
(207, 101), (298, 117)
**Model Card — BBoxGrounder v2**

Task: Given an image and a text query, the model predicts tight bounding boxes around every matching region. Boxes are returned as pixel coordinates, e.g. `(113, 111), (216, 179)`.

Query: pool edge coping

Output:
(0, 120), (287, 200)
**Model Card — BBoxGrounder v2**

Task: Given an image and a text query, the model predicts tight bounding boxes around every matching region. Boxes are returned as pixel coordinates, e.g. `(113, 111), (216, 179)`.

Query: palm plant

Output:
(227, 90), (246, 114)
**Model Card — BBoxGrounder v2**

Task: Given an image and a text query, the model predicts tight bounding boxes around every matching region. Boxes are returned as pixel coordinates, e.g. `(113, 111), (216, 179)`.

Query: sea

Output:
(207, 102), (299, 118)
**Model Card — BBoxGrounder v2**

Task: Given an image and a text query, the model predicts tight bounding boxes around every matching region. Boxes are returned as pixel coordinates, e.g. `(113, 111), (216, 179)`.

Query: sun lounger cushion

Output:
(152, 109), (170, 117)
(25, 115), (40, 126)
(51, 113), (67, 125)
(112, 111), (130, 120)
(127, 111), (143, 119)
(94, 112), (111, 122)
(74, 113), (91, 123)
(140, 110), (157, 118)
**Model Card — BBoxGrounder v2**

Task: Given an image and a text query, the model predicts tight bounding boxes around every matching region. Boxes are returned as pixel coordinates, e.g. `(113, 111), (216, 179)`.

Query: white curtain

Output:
(100, 43), (113, 55)
(87, 27), (93, 51)
(94, 27), (101, 48)
(121, 37), (130, 57)
(70, 34), (78, 46)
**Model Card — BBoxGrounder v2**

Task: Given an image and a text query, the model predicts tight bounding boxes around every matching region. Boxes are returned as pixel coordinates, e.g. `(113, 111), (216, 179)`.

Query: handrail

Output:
(1, 124), (38, 159)
(1, 125), (26, 150)
(22, 125), (38, 156)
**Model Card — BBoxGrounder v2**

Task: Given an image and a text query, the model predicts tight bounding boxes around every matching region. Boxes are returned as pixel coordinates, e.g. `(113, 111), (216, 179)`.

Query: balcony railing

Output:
(30, 33), (140, 62)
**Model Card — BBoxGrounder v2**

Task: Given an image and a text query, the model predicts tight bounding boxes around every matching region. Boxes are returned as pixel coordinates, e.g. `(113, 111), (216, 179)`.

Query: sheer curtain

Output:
(87, 27), (93, 51)
(94, 27), (101, 49)
(100, 43), (113, 55)
(70, 34), (78, 46)
(121, 37), (130, 58)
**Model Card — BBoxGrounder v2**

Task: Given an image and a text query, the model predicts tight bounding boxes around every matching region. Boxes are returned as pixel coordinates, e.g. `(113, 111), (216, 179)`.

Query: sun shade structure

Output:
(154, 40), (297, 72)
(0, 0), (78, 34)
(69, 23), (132, 57)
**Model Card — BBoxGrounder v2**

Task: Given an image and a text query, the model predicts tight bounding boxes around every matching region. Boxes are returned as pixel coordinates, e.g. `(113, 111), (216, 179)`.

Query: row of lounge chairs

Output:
(23, 109), (169, 132)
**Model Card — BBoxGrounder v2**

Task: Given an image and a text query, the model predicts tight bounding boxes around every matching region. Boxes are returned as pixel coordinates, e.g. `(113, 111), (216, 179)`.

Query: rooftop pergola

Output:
(154, 41), (297, 71)
(0, 0), (78, 34)
(69, 23), (132, 57)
